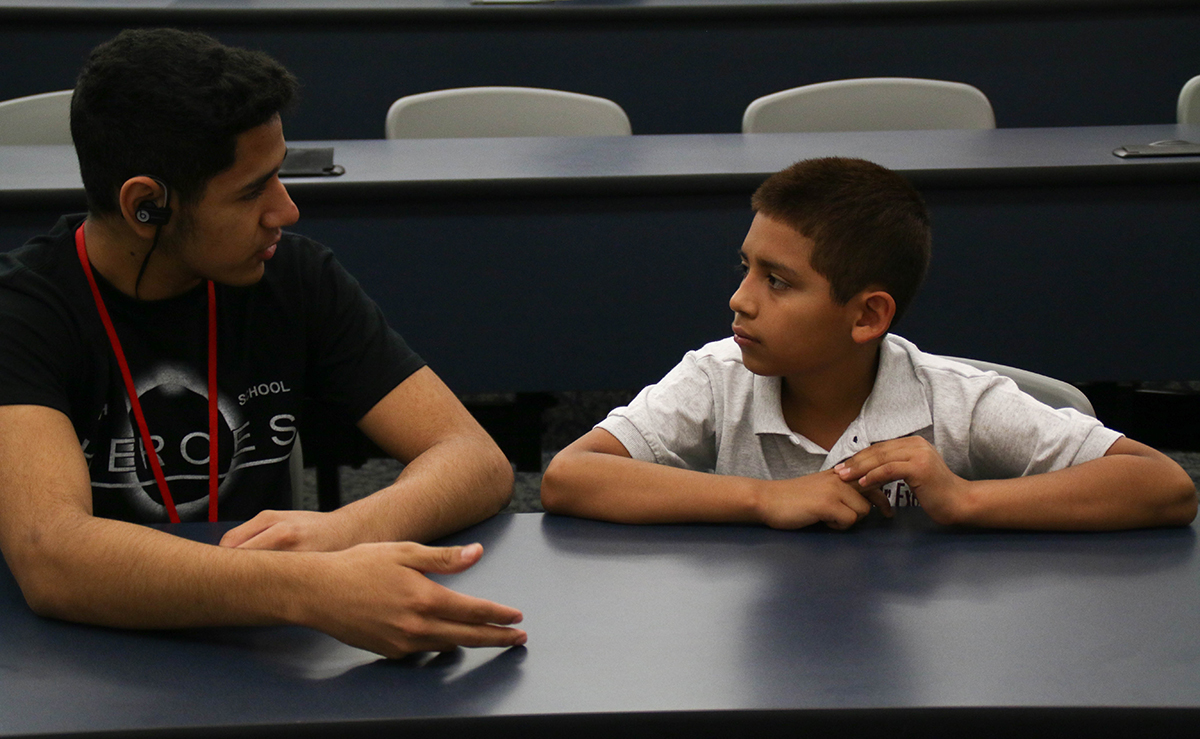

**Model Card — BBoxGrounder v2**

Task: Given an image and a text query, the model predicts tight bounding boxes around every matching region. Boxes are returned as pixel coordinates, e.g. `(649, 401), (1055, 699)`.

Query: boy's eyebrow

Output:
(738, 249), (800, 278)
(237, 152), (286, 195)
(238, 168), (278, 195)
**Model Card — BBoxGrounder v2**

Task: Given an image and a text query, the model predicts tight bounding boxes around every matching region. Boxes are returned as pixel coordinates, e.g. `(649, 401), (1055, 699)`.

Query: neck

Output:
(780, 345), (880, 449)
(82, 216), (200, 301)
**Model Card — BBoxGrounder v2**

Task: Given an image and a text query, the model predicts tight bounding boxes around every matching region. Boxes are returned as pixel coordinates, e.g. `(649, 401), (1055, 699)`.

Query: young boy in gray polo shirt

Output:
(541, 157), (1197, 530)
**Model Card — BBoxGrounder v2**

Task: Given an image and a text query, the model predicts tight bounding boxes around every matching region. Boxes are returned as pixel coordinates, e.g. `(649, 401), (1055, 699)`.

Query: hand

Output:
(756, 470), (892, 531)
(220, 509), (354, 552)
(834, 436), (968, 524)
(307, 541), (527, 658)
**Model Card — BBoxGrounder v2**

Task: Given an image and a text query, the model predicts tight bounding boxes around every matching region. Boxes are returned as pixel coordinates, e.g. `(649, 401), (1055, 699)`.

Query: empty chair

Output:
(1178, 75), (1200, 125)
(0, 90), (73, 145)
(742, 78), (995, 134)
(941, 356), (1095, 416)
(385, 86), (631, 139)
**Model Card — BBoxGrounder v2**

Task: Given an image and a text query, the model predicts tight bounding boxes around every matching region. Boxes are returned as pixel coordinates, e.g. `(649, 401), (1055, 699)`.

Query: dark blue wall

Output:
(1, 5), (1197, 140)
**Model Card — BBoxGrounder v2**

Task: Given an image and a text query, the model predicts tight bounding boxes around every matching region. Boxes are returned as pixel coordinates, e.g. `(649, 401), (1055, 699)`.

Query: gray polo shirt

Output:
(597, 335), (1121, 506)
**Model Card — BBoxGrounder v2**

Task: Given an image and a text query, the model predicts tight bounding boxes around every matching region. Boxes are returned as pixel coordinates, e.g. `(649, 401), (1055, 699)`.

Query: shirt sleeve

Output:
(301, 242), (426, 422)
(0, 266), (83, 417)
(958, 374), (1123, 479)
(595, 351), (718, 471)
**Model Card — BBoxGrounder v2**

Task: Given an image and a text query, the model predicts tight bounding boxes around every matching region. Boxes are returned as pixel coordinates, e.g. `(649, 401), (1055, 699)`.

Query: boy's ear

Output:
(850, 289), (896, 345)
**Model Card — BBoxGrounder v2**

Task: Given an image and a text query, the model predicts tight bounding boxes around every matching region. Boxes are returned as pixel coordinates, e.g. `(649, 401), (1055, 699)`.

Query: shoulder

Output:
(885, 335), (986, 379)
(685, 337), (752, 378)
(250, 231), (351, 305)
(617, 337), (750, 416)
(668, 337), (759, 405)
(882, 335), (1008, 398)
(0, 216), (88, 323)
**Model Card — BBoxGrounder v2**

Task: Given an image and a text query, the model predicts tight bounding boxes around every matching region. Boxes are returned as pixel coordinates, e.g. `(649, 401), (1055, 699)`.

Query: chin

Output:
(222, 266), (267, 287)
(737, 350), (778, 377)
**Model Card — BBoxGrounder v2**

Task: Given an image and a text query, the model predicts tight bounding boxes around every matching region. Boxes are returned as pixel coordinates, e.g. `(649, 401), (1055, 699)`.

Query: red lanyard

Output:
(75, 224), (218, 523)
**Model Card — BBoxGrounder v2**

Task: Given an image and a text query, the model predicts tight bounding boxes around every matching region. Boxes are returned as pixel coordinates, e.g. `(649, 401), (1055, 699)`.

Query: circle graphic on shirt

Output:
(88, 362), (252, 521)
(130, 382), (235, 507)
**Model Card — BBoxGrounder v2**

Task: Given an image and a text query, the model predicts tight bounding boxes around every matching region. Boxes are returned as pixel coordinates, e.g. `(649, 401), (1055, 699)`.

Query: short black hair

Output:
(71, 28), (299, 215)
(752, 157), (931, 323)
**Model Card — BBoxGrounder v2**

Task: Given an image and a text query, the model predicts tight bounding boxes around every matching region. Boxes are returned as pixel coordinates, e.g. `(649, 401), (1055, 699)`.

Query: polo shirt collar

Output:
(857, 335), (933, 443)
(750, 373), (793, 437)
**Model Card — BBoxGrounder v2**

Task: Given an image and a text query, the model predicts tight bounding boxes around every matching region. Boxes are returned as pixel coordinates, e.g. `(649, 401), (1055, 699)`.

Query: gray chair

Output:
(0, 89), (73, 145)
(941, 356), (1095, 417)
(742, 77), (995, 134)
(1178, 75), (1200, 125)
(385, 86), (632, 139)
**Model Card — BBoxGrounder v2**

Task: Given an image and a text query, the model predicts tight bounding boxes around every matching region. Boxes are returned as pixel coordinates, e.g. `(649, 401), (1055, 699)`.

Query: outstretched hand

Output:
(307, 541), (527, 658)
(834, 436), (969, 524)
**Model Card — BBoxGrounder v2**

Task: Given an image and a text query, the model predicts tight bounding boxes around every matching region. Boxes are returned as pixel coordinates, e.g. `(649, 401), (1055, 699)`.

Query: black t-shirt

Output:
(0, 215), (425, 522)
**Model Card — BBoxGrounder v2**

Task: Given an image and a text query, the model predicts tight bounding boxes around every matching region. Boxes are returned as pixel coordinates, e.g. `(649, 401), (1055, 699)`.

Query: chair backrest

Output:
(385, 86), (632, 139)
(941, 356), (1095, 417)
(1178, 75), (1200, 125)
(742, 77), (996, 134)
(0, 90), (73, 145)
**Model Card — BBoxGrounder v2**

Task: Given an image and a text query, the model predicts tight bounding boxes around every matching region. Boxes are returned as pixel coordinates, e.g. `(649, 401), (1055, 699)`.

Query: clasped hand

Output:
(835, 436), (969, 525)
(758, 436), (967, 530)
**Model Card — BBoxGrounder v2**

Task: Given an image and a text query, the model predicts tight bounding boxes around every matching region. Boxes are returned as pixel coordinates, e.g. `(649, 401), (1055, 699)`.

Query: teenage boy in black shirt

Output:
(0, 29), (526, 658)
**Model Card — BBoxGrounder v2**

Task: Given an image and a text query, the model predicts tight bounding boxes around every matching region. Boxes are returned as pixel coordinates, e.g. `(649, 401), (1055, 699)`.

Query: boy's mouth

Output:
(732, 325), (759, 346)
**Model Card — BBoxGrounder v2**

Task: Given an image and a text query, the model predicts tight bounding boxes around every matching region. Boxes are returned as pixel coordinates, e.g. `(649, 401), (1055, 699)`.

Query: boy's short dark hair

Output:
(71, 28), (299, 215)
(751, 157), (931, 323)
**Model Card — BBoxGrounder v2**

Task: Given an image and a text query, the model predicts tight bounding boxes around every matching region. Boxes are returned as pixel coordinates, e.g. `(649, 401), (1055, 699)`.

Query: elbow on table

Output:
(539, 451), (579, 515)
(481, 442), (515, 515)
(1161, 474), (1198, 527)
(1144, 451), (1198, 527)
(7, 541), (84, 621)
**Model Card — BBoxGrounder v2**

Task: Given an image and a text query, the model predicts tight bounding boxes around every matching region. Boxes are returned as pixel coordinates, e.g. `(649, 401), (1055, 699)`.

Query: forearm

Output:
(330, 433), (513, 545)
(952, 452), (1197, 530)
(541, 449), (762, 524)
(12, 513), (320, 629)
(11, 511), (526, 657)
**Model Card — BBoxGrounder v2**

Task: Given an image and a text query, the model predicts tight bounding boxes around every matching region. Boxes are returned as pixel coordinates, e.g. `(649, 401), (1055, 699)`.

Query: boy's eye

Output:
(242, 188), (266, 201)
(736, 261), (749, 275)
(767, 274), (790, 290)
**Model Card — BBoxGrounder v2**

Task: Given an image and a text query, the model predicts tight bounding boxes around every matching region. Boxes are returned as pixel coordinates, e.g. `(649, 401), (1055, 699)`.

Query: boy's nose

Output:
(729, 280), (754, 317)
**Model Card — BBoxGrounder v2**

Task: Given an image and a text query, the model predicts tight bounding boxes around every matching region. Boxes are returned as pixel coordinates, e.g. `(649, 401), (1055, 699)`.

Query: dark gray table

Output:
(1, 512), (1197, 737)
(4, 126), (1199, 391)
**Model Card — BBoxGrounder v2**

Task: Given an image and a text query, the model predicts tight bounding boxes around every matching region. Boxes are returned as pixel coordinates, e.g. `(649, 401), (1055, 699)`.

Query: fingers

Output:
(392, 590), (527, 654)
(368, 557), (526, 657)
(857, 485), (894, 518)
(231, 524), (299, 551)
(218, 511), (282, 548)
(316, 542), (529, 658)
(398, 542), (486, 575)
(389, 623), (529, 656)
(854, 462), (916, 492)
(821, 477), (871, 531)
(427, 581), (525, 628)
(835, 436), (930, 487)
(822, 502), (866, 531)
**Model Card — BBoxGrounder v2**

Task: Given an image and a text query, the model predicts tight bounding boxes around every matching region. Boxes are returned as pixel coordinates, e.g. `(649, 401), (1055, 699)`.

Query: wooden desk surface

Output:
(1, 513), (1198, 737)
